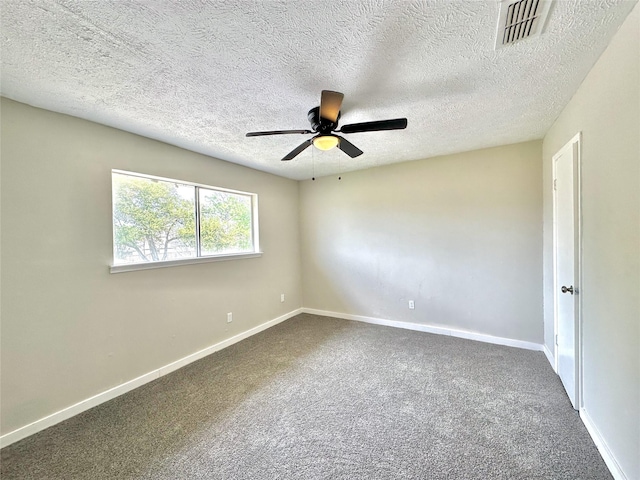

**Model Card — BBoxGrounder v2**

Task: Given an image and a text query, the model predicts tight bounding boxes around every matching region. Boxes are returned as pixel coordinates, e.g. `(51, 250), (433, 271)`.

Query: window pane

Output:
(112, 173), (197, 265)
(199, 188), (253, 256)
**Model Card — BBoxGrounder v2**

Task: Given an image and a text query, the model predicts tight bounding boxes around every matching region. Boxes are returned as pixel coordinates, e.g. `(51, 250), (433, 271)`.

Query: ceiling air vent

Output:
(495, 0), (553, 49)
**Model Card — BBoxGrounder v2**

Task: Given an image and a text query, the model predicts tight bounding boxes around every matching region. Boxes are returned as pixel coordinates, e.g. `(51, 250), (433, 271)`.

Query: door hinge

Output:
(555, 334), (558, 345)
(553, 179), (557, 190)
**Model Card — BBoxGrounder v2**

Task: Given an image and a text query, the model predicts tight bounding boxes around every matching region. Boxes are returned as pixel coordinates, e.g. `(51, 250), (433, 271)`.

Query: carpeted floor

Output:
(1, 314), (611, 479)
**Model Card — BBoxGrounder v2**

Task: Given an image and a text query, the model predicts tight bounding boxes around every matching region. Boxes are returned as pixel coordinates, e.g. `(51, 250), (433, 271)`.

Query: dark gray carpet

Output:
(1, 314), (611, 479)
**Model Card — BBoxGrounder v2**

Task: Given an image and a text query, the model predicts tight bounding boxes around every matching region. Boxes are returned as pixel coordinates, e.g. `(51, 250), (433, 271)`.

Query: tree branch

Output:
(162, 236), (180, 261)
(161, 219), (180, 260)
(123, 242), (149, 262)
(147, 237), (159, 261)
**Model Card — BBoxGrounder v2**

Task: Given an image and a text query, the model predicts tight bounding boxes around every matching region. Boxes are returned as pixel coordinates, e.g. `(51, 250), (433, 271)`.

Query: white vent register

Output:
(495, 0), (553, 49)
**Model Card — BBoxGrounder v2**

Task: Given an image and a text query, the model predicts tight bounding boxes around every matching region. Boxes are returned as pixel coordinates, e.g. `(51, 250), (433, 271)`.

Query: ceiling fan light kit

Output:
(246, 90), (407, 161)
(313, 135), (339, 151)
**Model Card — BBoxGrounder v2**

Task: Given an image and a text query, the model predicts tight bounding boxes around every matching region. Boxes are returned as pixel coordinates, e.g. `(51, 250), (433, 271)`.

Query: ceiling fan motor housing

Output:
(308, 106), (340, 134)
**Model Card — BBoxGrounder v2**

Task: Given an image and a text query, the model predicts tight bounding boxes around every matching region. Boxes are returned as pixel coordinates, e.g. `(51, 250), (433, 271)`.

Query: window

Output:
(111, 170), (259, 271)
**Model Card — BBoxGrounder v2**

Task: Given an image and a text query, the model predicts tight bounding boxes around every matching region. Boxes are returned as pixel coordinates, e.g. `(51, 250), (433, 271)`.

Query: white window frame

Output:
(110, 169), (261, 273)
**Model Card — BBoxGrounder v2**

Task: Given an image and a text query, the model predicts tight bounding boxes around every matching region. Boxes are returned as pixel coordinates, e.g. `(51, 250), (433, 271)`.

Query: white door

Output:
(553, 134), (581, 409)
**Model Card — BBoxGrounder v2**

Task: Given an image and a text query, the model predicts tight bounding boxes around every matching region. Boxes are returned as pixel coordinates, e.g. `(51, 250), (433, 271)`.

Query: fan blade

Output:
(320, 90), (344, 123)
(282, 139), (313, 161)
(246, 129), (312, 137)
(340, 118), (407, 134)
(337, 136), (363, 158)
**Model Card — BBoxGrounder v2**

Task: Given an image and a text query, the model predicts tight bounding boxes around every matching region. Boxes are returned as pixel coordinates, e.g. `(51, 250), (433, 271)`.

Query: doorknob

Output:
(561, 286), (574, 295)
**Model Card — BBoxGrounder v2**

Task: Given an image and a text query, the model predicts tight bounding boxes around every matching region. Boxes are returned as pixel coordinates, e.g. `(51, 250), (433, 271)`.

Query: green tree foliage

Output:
(113, 176), (195, 262)
(200, 190), (252, 254)
(113, 174), (253, 264)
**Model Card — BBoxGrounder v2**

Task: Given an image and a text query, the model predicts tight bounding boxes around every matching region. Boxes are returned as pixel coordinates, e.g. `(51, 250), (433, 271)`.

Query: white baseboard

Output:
(0, 308), (303, 449)
(302, 308), (544, 352)
(543, 344), (556, 371)
(580, 408), (628, 480)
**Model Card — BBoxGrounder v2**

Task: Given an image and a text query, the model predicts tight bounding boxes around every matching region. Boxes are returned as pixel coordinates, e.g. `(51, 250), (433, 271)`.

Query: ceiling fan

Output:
(246, 90), (408, 161)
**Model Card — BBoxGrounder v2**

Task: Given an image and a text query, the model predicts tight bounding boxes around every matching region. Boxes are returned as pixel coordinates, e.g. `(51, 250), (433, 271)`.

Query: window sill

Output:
(110, 252), (263, 274)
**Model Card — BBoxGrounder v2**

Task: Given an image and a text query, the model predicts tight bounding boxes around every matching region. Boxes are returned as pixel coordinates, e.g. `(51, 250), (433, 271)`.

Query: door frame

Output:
(552, 132), (583, 409)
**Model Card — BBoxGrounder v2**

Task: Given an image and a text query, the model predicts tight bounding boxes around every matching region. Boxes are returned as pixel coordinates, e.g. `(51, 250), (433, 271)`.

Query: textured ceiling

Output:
(1, 1), (637, 180)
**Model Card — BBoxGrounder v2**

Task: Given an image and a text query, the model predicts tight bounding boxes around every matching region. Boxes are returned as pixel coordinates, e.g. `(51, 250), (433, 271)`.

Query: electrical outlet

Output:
(227, 312), (233, 323)
(280, 293), (285, 303)
(408, 300), (415, 309)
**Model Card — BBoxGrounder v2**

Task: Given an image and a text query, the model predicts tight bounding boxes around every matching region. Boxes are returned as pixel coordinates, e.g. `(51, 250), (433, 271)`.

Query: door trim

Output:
(552, 131), (583, 409)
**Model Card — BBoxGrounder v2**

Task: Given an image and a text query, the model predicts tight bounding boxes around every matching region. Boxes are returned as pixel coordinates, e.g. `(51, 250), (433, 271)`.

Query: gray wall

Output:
(300, 141), (543, 343)
(0, 98), (302, 435)
(542, 4), (639, 478)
